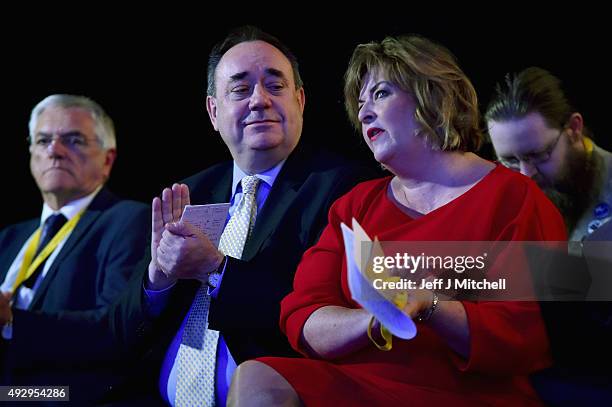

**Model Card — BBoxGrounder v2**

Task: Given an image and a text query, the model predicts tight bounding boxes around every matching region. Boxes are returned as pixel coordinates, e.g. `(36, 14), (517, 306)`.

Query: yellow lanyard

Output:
(11, 209), (86, 292)
(366, 277), (409, 351)
(584, 137), (594, 158)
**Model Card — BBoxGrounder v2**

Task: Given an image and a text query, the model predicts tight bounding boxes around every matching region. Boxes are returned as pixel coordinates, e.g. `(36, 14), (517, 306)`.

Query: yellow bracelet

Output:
(367, 316), (393, 351)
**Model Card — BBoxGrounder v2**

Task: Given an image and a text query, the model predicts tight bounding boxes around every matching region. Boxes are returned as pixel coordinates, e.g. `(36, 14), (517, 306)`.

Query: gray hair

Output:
(28, 94), (116, 150)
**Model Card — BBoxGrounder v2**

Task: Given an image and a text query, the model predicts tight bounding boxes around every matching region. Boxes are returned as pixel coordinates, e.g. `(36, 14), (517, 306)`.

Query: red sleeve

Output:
(279, 191), (358, 355)
(455, 180), (567, 374)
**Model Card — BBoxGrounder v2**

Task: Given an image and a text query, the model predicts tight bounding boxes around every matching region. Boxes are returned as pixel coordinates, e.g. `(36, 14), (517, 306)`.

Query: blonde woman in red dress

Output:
(228, 35), (567, 407)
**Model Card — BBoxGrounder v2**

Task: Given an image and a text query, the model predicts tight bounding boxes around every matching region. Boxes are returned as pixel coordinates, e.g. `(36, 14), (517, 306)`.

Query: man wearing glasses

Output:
(486, 68), (612, 404)
(0, 94), (149, 401)
(486, 67), (611, 241)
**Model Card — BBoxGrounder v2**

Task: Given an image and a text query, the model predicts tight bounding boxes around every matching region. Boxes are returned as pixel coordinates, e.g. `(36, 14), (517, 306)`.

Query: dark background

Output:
(2, 11), (609, 229)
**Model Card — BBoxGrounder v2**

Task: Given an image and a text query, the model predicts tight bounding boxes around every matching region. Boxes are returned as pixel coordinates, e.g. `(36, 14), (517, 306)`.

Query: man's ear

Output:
(102, 148), (117, 179)
(206, 96), (219, 131)
(566, 112), (584, 144)
(297, 87), (305, 114)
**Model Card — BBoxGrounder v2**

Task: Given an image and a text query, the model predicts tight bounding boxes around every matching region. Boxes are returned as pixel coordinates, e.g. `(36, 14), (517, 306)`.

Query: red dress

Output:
(258, 165), (567, 407)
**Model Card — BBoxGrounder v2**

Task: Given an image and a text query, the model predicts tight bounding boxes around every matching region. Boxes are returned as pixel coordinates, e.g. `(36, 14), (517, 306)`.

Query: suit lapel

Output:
(190, 164), (232, 205)
(210, 169), (232, 204)
(183, 155), (307, 260)
(29, 189), (117, 309)
(241, 148), (308, 261)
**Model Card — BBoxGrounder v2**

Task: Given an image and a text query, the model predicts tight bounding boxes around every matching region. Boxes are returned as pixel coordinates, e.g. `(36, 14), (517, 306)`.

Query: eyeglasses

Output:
(498, 128), (565, 170)
(28, 131), (101, 151)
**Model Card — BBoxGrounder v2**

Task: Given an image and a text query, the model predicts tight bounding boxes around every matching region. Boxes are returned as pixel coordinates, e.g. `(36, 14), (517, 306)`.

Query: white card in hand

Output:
(180, 203), (230, 248)
(341, 219), (416, 340)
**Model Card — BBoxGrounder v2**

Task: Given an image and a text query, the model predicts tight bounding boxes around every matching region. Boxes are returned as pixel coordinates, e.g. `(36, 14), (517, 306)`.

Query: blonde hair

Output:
(344, 35), (482, 152)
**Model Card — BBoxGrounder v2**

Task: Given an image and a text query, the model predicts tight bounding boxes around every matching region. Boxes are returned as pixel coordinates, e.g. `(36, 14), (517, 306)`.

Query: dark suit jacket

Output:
(0, 187), (150, 401)
(105, 144), (376, 402)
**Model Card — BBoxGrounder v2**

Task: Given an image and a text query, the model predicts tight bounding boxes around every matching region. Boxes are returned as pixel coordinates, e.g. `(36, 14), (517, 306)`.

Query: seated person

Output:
(486, 66), (611, 242)
(0, 94), (149, 401)
(117, 26), (374, 406)
(487, 67), (612, 405)
(228, 35), (566, 406)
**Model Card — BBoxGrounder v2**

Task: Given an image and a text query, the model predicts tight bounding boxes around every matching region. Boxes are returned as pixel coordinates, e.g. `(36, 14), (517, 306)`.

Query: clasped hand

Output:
(148, 183), (223, 289)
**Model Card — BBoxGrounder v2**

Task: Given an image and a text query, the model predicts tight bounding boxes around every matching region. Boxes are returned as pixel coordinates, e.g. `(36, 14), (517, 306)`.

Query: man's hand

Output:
(148, 183), (190, 290)
(0, 291), (13, 326)
(157, 221), (225, 283)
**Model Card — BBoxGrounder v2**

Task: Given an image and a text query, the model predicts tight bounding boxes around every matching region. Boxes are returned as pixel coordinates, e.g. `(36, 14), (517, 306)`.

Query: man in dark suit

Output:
(112, 26), (374, 405)
(0, 94), (149, 400)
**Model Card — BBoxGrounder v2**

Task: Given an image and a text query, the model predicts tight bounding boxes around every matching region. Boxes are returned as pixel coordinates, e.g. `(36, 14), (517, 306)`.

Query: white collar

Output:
(231, 160), (286, 196)
(40, 185), (103, 226)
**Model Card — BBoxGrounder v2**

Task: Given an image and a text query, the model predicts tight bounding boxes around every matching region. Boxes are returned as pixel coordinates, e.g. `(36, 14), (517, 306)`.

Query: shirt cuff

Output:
(2, 321), (12, 340)
(208, 256), (229, 298)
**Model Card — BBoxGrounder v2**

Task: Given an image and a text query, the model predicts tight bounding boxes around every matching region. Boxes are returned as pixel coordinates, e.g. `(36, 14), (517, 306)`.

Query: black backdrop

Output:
(2, 11), (609, 229)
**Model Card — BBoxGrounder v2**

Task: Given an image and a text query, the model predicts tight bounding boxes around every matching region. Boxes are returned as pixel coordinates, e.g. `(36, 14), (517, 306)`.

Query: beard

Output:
(536, 146), (600, 234)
